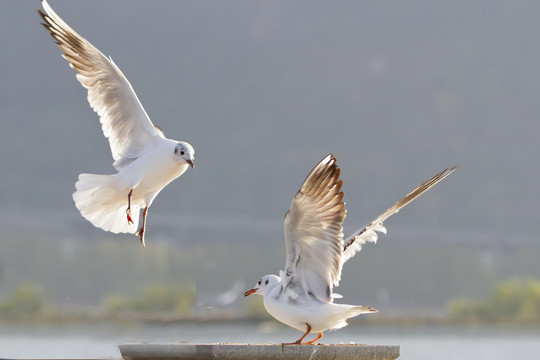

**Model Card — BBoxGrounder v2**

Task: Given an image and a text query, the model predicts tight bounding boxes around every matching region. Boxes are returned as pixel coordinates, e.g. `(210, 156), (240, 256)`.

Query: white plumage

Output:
(39, 0), (194, 247)
(245, 154), (457, 344)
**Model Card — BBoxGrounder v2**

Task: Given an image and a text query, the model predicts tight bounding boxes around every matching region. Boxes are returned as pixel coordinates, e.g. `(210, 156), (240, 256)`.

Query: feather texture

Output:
(38, 0), (164, 170)
(281, 155), (458, 302)
(283, 154), (346, 302)
(342, 165), (459, 262)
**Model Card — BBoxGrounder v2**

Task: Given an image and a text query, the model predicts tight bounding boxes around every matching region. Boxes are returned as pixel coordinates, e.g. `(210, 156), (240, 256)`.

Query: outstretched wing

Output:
(282, 154), (346, 303)
(342, 165), (459, 263)
(38, 0), (165, 169)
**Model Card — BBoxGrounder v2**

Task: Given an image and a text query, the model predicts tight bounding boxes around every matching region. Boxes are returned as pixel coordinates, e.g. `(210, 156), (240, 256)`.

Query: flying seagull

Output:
(38, 0), (195, 247)
(244, 154), (457, 344)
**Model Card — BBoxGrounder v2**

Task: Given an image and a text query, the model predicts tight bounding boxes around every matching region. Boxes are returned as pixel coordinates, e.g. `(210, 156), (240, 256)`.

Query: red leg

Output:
(135, 206), (148, 248)
(282, 323), (312, 346)
(126, 189), (134, 225)
(304, 332), (323, 345)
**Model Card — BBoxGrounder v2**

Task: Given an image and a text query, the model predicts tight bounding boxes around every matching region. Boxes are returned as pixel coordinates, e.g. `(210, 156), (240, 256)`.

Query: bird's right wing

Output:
(38, 0), (164, 170)
(342, 165), (458, 263)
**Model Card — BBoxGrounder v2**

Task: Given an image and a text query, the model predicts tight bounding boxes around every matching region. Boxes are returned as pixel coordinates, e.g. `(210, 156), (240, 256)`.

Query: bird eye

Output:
(257, 280), (261, 285)
(180, 150), (185, 156)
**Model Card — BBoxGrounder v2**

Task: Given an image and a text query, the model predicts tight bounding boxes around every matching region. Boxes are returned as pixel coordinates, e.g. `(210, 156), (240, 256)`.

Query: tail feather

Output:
(327, 304), (378, 331)
(73, 173), (139, 234)
(353, 305), (378, 315)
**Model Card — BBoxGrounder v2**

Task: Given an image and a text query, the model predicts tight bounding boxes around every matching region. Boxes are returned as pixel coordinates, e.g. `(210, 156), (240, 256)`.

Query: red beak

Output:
(244, 288), (257, 297)
(187, 159), (194, 168)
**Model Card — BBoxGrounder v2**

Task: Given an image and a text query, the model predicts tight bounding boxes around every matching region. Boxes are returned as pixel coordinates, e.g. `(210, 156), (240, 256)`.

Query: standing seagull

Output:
(244, 154), (457, 344)
(38, 0), (195, 247)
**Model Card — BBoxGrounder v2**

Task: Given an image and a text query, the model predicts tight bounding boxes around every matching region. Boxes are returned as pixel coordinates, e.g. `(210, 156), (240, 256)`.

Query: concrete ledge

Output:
(119, 343), (400, 360)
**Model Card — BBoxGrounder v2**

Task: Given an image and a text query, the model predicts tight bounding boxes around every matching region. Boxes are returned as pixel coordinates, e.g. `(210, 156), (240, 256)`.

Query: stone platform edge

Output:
(119, 343), (400, 360)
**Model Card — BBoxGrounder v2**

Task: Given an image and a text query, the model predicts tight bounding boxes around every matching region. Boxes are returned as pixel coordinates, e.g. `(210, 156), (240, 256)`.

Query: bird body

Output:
(113, 139), (192, 198)
(73, 139), (193, 236)
(245, 154), (457, 344)
(259, 275), (375, 334)
(38, 0), (194, 246)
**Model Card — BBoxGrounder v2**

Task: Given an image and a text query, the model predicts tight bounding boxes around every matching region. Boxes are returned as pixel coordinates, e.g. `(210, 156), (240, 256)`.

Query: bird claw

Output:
(281, 340), (302, 348)
(126, 208), (134, 225)
(135, 227), (145, 248)
(282, 325), (321, 347)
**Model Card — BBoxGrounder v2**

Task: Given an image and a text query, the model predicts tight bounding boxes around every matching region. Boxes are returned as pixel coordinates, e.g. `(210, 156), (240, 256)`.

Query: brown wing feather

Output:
(342, 165), (459, 262)
(283, 154), (347, 302)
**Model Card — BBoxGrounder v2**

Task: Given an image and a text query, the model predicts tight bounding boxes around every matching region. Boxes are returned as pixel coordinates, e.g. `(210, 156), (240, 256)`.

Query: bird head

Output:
(174, 142), (195, 168)
(244, 275), (280, 297)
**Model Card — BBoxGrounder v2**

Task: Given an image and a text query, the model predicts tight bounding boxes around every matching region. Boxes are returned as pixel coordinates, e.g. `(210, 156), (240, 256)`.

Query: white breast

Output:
(116, 140), (187, 205)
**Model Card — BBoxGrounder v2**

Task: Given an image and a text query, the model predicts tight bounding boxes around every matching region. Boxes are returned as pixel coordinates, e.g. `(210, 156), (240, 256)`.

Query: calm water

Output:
(0, 322), (539, 360)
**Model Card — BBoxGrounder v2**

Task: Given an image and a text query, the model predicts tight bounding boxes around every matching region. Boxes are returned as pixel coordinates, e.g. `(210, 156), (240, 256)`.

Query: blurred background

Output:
(1, 1), (540, 359)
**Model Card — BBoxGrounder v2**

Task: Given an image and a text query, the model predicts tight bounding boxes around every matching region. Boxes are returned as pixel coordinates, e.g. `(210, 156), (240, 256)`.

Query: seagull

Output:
(244, 154), (457, 344)
(38, 0), (194, 247)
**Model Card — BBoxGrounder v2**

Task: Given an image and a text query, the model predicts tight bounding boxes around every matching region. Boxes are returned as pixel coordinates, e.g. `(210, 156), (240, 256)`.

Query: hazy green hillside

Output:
(1, 223), (538, 316)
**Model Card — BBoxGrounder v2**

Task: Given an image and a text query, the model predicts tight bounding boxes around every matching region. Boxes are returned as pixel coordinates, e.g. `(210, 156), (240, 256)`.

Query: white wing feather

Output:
(39, 0), (164, 169)
(280, 154), (457, 303)
(282, 154), (346, 303)
(342, 165), (459, 263)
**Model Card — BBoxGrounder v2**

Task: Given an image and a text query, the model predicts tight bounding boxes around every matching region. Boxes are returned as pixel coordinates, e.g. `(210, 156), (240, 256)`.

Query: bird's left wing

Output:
(38, 0), (164, 170)
(342, 165), (459, 263)
(282, 154), (346, 303)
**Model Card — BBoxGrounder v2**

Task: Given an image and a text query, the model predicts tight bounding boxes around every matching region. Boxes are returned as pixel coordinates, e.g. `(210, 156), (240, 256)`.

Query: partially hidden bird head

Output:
(244, 274), (280, 297)
(174, 142), (195, 168)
